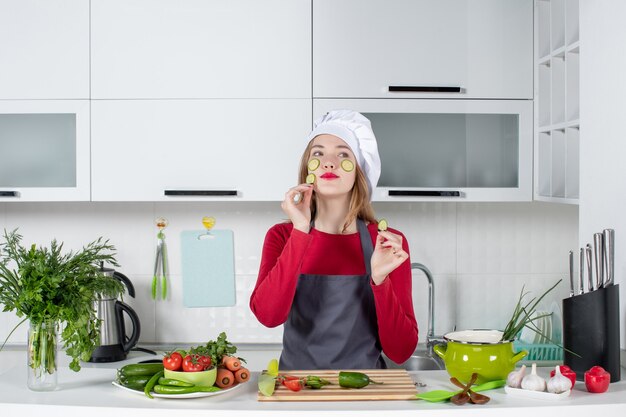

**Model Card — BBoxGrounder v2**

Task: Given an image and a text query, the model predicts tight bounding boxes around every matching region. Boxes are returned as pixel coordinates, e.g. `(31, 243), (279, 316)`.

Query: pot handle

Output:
(115, 301), (141, 353)
(511, 350), (528, 364)
(433, 344), (447, 359)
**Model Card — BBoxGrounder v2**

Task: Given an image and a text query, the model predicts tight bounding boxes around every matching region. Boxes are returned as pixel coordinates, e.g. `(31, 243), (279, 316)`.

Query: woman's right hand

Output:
(281, 184), (314, 233)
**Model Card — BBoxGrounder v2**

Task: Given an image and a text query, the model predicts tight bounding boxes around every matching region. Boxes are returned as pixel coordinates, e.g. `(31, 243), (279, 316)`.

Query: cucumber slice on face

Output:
(377, 218), (388, 232)
(306, 173), (316, 184)
(307, 158), (320, 171)
(340, 159), (355, 172)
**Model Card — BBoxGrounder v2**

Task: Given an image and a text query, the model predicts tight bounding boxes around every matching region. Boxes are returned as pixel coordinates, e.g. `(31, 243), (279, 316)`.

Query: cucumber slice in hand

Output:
(306, 173), (316, 184)
(377, 219), (388, 232)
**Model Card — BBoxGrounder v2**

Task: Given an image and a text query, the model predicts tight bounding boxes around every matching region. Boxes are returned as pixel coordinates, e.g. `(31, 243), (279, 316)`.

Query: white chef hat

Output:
(307, 110), (381, 197)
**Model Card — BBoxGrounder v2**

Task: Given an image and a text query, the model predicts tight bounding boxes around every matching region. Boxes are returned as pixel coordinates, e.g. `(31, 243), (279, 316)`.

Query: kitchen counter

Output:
(1, 348), (625, 417)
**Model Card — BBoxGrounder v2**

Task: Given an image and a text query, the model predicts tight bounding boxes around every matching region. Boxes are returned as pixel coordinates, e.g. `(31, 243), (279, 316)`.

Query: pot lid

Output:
(444, 329), (507, 344)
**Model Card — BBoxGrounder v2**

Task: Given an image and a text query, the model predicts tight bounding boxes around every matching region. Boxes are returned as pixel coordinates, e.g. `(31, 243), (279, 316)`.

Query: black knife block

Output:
(562, 284), (620, 382)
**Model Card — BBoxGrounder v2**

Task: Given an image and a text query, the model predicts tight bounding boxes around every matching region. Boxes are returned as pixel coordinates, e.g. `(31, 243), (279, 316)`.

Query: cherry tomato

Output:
(282, 378), (303, 392)
(550, 365), (577, 388)
(162, 351), (183, 371)
(182, 354), (205, 372)
(584, 366), (610, 393)
(197, 355), (212, 370)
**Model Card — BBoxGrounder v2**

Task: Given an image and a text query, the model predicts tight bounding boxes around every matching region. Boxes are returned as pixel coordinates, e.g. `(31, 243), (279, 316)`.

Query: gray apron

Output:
(280, 219), (385, 370)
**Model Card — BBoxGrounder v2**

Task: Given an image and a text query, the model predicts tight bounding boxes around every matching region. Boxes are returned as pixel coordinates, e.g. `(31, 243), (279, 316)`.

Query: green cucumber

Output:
(118, 362), (164, 377)
(306, 173), (316, 184)
(377, 219), (388, 232)
(340, 159), (355, 172)
(307, 158), (320, 171)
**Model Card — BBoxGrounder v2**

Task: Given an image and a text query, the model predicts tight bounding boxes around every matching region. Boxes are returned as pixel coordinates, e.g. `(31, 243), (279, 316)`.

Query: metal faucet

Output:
(411, 262), (446, 369)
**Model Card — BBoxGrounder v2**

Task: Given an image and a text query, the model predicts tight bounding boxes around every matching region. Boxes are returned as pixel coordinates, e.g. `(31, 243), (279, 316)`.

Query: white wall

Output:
(579, 0), (626, 349)
(0, 201), (577, 347)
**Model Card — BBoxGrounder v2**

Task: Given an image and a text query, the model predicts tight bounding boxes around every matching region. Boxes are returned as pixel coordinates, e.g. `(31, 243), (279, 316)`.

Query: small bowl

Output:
(164, 366), (217, 387)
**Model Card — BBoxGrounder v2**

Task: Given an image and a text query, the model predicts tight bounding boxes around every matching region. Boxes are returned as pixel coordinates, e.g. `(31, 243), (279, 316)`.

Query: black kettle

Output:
(89, 266), (141, 362)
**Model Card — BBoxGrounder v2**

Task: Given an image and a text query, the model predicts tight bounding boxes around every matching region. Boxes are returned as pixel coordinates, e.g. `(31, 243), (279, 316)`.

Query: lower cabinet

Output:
(91, 100), (311, 201)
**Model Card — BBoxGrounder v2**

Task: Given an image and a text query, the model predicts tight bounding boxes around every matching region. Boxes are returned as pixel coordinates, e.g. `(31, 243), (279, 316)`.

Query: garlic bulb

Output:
(547, 365), (572, 393)
(521, 363), (546, 392)
(506, 364), (527, 388)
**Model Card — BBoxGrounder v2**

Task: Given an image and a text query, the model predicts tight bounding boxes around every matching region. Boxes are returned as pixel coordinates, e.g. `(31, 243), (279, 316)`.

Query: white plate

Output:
(505, 385), (571, 400)
(112, 380), (243, 399)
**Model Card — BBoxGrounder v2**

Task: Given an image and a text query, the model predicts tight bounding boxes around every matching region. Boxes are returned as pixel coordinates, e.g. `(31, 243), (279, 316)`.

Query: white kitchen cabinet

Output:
(314, 99), (533, 202)
(0, 100), (90, 201)
(91, 100), (311, 201)
(313, 0), (533, 99)
(0, 0), (89, 99)
(534, 0), (579, 204)
(91, 0), (311, 99)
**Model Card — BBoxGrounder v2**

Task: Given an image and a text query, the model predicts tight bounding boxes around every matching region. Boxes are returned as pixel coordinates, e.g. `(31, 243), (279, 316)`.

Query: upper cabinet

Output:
(0, 100), (91, 201)
(0, 0), (89, 99)
(313, 0), (533, 99)
(91, 0), (311, 99)
(91, 99), (310, 202)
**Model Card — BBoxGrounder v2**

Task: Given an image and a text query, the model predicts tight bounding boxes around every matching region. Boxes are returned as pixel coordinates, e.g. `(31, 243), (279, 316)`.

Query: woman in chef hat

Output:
(250, 110), (417, 370)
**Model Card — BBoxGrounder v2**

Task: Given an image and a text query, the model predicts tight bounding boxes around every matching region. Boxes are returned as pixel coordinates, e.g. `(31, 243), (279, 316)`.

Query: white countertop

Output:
(1, 348), (625, 417)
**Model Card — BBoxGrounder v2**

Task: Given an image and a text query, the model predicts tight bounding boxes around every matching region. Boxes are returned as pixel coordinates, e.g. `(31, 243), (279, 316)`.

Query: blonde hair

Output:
(298, 140), (377, 233)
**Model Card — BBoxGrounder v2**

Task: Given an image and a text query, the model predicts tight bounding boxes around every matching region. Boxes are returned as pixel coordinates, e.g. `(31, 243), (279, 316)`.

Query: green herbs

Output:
(501, 279), (561, 342)
(189, 332), (240, 368)
(0, 229), (124, 372)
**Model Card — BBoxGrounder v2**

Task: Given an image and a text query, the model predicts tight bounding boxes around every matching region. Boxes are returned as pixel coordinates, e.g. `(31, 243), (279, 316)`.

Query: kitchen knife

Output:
(603, 229), (615, 287)
(579, 248), (585, 295)
(586, 244), (594, 292)
(594, 233), (604, 291)
(568, 250), (574, 297)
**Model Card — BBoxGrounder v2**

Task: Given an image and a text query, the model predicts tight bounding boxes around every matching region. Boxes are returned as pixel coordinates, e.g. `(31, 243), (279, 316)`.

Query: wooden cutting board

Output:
(257, 369), (418, 401)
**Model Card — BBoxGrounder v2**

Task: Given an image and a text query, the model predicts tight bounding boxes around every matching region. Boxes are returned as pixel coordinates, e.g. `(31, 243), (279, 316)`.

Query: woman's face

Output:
(307, 134), (357, 199)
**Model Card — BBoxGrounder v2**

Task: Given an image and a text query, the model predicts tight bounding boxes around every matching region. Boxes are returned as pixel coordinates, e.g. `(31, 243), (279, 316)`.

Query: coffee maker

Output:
(89, 266), (141, 362)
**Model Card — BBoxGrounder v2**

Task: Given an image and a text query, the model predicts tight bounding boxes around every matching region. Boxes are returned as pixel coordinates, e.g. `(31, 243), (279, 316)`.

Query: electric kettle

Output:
(89, 266), (141, 362)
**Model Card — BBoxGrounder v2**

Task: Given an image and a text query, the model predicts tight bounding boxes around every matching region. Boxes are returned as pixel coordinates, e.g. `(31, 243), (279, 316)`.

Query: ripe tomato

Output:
(162, 351), (183, 371)
(282, 378), (303, 392)
(197, 355), (212, 370)
(182, 354), (205, 372)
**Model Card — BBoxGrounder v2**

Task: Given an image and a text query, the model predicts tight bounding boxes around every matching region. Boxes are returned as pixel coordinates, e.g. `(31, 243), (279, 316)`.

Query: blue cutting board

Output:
(180, 229), (236, 307)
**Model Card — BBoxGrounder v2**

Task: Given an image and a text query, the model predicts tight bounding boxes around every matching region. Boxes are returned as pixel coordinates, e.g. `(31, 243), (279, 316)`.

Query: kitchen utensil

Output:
(449, 373), (477, 405)
(257, 369), (416, 401)
(181, 227), (236, 307)
(593, 233), (604, 290)
(433, 330), (527, 385)
(603, 229), (615, 287)
(579, 248), (585, 295)
(151, 217), (169, 300)
(90, 265), (141, 362)
(450, 375), (490, 404)
(586, 244), (594, 292)
(568, 250), (574, 297)
(415, 380), (505, 402)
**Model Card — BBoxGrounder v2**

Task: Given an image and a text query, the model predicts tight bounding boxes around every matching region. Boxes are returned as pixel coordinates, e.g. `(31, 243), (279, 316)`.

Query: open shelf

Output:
(534, 0), (580, 205)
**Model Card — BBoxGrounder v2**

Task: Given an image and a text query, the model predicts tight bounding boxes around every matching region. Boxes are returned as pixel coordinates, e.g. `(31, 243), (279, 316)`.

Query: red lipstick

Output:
(320, 172), (339, 179)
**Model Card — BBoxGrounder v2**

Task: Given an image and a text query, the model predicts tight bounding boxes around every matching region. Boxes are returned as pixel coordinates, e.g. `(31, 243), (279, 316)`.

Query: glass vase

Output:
(27, 319), (59, 391)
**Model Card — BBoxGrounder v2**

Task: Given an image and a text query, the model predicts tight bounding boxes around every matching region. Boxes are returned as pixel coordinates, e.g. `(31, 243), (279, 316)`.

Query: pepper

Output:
(338, 371), (383, 389)
(305, 375), (331, 389)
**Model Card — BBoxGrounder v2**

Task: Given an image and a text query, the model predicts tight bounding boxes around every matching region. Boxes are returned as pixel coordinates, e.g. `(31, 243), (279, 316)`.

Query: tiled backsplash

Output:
(0, 201), (577, 347)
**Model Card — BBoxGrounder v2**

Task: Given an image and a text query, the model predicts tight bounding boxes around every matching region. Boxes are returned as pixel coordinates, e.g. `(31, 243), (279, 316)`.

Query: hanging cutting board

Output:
(180, 229), (235, 307)
(257, 369), (417, 401)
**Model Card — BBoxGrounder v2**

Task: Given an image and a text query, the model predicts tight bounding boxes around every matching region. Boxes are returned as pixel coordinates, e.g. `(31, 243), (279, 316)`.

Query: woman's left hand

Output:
(370, 230), (408, 285)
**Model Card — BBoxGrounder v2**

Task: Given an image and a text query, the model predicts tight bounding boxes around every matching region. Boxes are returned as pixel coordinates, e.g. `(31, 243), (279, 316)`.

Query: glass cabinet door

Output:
(0, 100), (90, 201)
(313, 99), (532, 201)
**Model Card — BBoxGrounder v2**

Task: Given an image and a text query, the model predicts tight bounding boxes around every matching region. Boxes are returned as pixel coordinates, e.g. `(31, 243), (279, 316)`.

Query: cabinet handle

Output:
(388, 86), (462, 93)
(0, 191), (19, 197)
(164, 190), (238, 197)
(388, 190), (461, 197)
